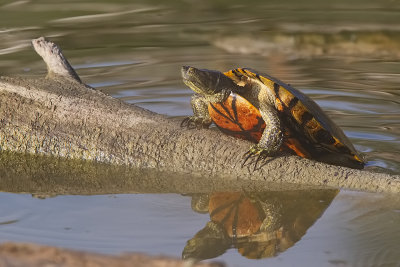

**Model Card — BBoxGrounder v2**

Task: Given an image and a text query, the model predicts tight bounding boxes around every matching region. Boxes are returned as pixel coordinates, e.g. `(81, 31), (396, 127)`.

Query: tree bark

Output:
(0, 37), (398, 194)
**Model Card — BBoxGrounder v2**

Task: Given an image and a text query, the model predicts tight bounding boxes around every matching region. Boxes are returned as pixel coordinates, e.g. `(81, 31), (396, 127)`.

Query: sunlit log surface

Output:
(0, 37), (398, 194)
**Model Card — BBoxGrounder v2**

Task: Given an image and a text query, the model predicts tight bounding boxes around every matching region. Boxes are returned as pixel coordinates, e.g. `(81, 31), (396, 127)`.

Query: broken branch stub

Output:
(31, 37), (81, 82)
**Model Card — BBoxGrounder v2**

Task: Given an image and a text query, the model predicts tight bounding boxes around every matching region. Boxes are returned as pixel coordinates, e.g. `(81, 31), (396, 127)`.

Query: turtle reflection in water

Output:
(183, 190), (338, 260)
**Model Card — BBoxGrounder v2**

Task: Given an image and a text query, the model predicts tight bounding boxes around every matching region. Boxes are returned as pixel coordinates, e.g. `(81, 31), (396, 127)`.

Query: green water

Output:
(0, 0), (399, 266)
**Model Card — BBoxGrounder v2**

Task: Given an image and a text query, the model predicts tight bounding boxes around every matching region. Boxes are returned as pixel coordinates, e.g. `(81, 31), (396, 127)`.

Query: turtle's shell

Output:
(209, 192), (263, 239)
(211, 68), (364, 169)
(208, 192), (283, 259)
(208, 93), (265, 143)
(208, 93), (310, 158)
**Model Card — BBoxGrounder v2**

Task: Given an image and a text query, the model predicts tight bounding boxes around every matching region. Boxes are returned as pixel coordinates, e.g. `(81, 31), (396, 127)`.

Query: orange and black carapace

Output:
(181, 66), (364, 169)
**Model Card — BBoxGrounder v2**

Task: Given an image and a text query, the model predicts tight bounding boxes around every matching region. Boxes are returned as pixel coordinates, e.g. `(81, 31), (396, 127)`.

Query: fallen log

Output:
(0, 37), (398, 194)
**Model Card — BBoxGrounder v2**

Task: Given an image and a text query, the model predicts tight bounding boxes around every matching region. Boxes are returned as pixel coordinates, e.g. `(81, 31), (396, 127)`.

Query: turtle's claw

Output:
(254, 152), (268, 171)
(181, 116), (211, 129)
(180, 116), (198, 129)
(242, 145), (271, 170)
(242, 150), (254, 168)
(180, 117), (191, 128)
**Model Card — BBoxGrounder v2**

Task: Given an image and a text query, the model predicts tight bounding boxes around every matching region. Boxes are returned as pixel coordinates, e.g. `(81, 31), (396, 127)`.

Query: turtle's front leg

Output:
(243, 104), (283, 166)
(181, 94), (212, 129)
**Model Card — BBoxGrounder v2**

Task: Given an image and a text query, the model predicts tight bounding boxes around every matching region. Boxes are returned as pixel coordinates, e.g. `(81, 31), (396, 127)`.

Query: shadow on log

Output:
(0, 37), (399, 194)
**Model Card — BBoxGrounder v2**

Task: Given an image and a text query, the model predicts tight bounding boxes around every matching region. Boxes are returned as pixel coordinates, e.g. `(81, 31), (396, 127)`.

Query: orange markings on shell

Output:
(275, 98), (285, 112)
(209, 94), (311, 158)
(209, 192), (262, 238)
(284, 137), (311, 158)
(208, 94), (265, 143)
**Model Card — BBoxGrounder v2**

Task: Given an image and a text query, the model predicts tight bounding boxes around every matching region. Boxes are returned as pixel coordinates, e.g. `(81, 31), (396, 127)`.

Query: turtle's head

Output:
(181, 66), (237, 95)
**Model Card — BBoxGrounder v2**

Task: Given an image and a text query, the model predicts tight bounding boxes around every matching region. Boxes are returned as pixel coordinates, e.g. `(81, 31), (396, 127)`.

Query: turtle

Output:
(183, 189), (339, 260)
(181, 66), (364, 169)
(183, 192), (281, 260)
